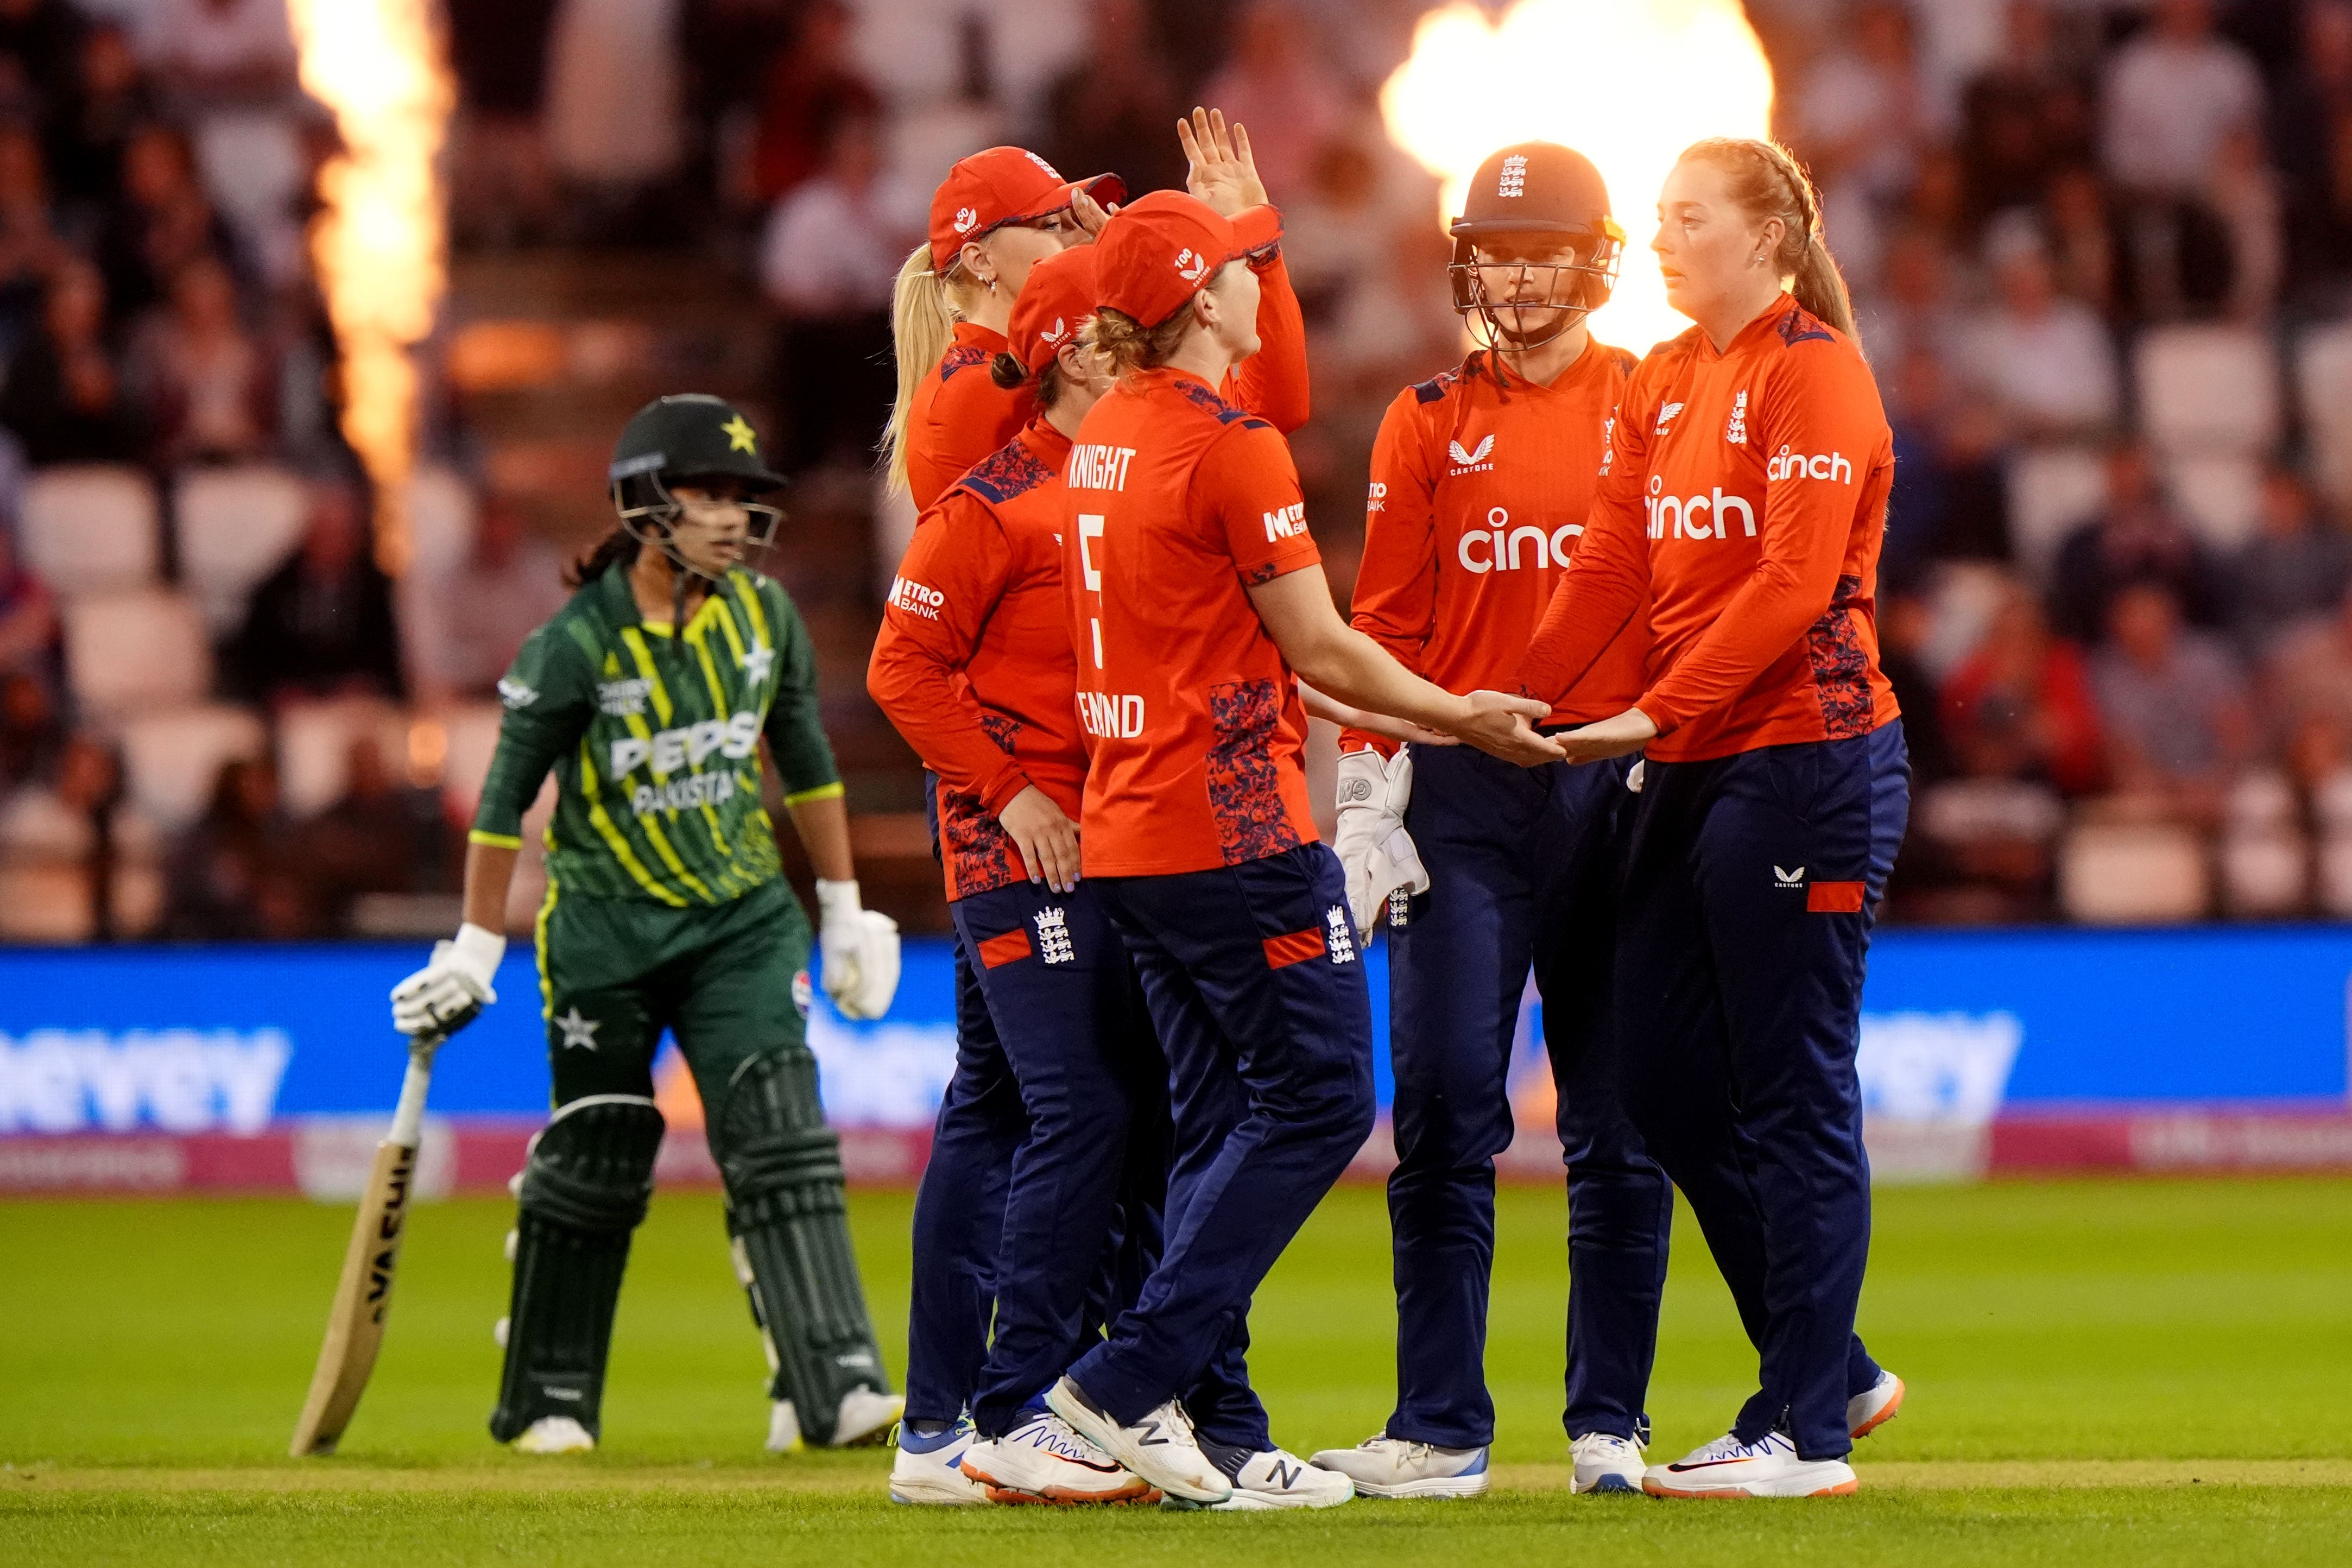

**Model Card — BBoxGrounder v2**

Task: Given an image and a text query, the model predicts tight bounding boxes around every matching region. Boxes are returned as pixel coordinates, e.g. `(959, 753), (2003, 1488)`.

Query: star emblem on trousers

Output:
(555, 1007), (600, 1049)
(720, 414), (758, 453)
(738, 642), (775, 684)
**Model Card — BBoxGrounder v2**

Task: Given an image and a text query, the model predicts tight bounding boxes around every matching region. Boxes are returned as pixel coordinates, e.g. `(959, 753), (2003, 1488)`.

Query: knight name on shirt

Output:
(1067, 442), (1139, 491)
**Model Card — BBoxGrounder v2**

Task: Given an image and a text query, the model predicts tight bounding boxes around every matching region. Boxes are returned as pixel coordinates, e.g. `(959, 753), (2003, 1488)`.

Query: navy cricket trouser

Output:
(1615, 723), (1910, 1459)
(1070, 844), (1377, 1431)
(905, 777), (1022, 1424)
(949, 877), (1172, 1437)
(1386, 745), (1672, 1450)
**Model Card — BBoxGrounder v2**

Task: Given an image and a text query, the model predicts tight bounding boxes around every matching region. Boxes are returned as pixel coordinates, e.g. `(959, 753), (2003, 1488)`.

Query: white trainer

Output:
(959, 1412), (1155, 1506)
(829, 1387), (906, 1447)
(1643, 1431), (1858, 1498)
(889, 1420), (990, 1506)
(511, 1415), (595, 1455)
(1043, 1376), (1232, 1505)
(1204, 1447), (1355, 1511)
(1848, 1370), (1905, 1439)
(1569, 1432), (1645, 1494)
(1306, 1433), (1490, 1499)
(767, 1400), (804, 1453)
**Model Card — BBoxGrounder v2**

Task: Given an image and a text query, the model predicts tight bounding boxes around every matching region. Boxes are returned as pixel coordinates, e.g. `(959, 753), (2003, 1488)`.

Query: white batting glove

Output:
(1333, 747), (1428, 938)
(816, 878), (901, 1020)
(389, 922), (505, 1040)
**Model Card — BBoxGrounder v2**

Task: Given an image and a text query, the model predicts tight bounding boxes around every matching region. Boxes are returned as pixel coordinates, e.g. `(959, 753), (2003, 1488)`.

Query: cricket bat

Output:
(289, 1043), (437, 1457)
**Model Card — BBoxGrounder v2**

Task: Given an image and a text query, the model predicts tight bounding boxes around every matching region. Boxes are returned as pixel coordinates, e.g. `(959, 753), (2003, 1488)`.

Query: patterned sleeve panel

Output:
(1205, 677), (1303, 865)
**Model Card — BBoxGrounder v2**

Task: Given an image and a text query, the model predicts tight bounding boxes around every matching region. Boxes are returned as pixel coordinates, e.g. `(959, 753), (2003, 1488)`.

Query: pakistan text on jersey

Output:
(1067, 443), (1138, 491)
(630, 770), (741, 817)
(608, 712), (762, 777)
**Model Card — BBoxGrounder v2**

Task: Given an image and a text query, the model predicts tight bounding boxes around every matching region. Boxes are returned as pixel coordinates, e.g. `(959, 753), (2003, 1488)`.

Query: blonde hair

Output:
(880, 242), (990, 495)
(1089, 305), (1198, 378)
(1679, 137), (1858, 343)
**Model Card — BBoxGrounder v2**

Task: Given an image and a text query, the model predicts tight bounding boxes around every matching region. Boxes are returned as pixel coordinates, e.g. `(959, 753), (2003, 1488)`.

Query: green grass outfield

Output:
(3, 1177), (2350, 1564)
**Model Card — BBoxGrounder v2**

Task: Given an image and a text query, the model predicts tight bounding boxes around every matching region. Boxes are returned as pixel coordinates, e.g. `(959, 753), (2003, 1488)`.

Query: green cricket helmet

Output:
(606, 394), (787, 572)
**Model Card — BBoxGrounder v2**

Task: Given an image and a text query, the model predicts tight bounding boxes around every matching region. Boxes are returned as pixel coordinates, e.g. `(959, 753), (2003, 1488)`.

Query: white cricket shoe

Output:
(959, 1412), (1155, 1506)
(1043, 1376), (1232, 1505)
(511, 1415), (595, 1455)
(1200, 1447), (1355, 1511)
(830, 1387), (906, 1447)
(1643, 1430), (1857, 1498)
(889, 1420), (990, 1506)
(1569, 1432), (1645, 1494)
(1848, 1370), (1905, 1439)
(1306, 1432), (1490, 1499)
(768, 1400), (804, 1453)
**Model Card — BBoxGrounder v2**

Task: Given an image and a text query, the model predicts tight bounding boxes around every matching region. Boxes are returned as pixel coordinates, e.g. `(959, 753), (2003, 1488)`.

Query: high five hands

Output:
(1179, 106), (1268, 218)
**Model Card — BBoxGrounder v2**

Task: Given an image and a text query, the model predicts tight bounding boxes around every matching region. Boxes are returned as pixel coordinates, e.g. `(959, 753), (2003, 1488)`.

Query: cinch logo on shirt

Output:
(597, 677), (651, 716)
(1447, 434), (1495, 474)
(1645, 477), (1757, 541)
(1767, 445), (1855, 484)
(1263, 501), (1307, 541)
(1076, 690), (1146, 738)
(888, 576), (945, 618)
(609, 712), (762, 779)
(1458, 504), (1582, 574)
(1068, 443), (1137, 491)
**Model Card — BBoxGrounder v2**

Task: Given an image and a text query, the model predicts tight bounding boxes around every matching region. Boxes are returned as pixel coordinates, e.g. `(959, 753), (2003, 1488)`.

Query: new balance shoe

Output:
(959, 1412), (1155, 1506)
(510, 1415), (595, 1455)
(889, 1419), (989, 1506)
(1183, 1438), (1353, 1511)
(1848, 1370), (1905, 1439)
(1043, 1376), (1232, 1505)
(1643, 1430), (1858, 1498)
(1306, 1432), (1490, 1499)
(829, 1387), (906, 1447)
(1569, 1431), (1645, 1494)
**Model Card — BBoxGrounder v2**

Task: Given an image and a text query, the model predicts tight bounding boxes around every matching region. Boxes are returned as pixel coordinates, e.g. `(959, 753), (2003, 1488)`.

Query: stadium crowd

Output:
(3, 0), (2351, 938)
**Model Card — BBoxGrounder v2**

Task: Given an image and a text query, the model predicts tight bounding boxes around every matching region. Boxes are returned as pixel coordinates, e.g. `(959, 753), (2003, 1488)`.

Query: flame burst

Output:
(288, 0), (453, 575)
(1382, 0), (1775, 355)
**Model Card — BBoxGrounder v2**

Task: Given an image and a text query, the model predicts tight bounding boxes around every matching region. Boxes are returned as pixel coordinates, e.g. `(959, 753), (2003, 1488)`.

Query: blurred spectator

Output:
(0, 260), (141, 465)
(1199, 1), (1343, 197)
(0, 731), (151, 940)
(1950, 214), (2119, 441)
(0, 666), (58, 789)
(1281, 129), (1455, 410)
(2048, 442), (2231, 643)
(1957, 0), (2094, 232)
(2267, 590), (2352, 742)
(2042, 164), (2117, 314)
(0, 515), (55, 684)
(1941, 587), (2107, 796)
(162, 754), (308, 939)
(749, 0), (881, 206)
(145, 0), (298, 104)
(2232, 466), (2352, 659)
(46, 23), (153, 217)
(1876, 589), (1950, 788)
(124, 253), (274, 464)
(1882, 351), (2010, 584)
(2271, 0), (2352, 299)
(0, 119), (65, 353)
(448, 0), (561, 248)
(295, 735), (456, 932)
(1040, 0), (1185, 200)
(1786, 0), (1923, 288)
(2207, 125), (2284, 322)
(96, 121), (238, 323)
(1853, 228), (1958, 375)
(543, 0), (685, 199)
(2089, 581), (2255, 815)
(227, 477), (405, 704)
(759, 111), (908, 472)
(406, 492), (569, 701)
(0, 0), (85, 121)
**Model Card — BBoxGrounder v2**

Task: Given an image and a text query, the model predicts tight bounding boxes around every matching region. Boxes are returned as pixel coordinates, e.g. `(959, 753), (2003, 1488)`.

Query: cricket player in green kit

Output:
(390, 394), (907, 1456)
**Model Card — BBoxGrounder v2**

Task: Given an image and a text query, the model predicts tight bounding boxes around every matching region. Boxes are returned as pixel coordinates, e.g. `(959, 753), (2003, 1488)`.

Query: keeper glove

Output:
(389, 922), (505, 1040)
(1333, 747), (1428, 939)
(816, 878), (901, 1020)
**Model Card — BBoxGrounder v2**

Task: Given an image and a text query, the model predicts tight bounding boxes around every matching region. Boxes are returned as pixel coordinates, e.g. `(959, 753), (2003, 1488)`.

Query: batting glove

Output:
(390, 922), (505, 1040)
(816, 878), (901, 1020)
(1333, 747), (1428, 938)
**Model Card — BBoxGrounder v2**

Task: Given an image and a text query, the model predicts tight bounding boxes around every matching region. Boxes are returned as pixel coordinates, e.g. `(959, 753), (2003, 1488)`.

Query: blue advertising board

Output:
(0, 927), (2343, 1136)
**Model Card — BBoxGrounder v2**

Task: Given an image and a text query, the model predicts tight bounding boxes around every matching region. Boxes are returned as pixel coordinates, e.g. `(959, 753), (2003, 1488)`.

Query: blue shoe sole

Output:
(1585, 1475), (1641, 1494)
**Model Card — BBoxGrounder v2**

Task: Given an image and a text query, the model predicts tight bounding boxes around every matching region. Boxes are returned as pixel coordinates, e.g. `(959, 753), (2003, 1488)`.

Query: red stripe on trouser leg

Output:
(1806, 881), (1866, 913)
(978, 927), (1034, 967)
(1261, 927), (1326, 968)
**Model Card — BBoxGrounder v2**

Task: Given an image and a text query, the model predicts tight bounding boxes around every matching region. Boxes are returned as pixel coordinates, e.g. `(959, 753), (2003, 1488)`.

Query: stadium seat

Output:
(2161, 453), (2264, 551)
(275, 696), (412, 818)
(192, 111), (306, 246)
(2296, 321), (2352, 506)
(19, 466), (159, 598)
(2221, 825), (2308, 917)
(2057, 820), (2210, 923)
(2004, 446), (2107, 584)
(1918, 561), (2015, 678)
(2135, 324), (2280, 457)
(0, 862), (93, 941)
(62, 589), (212, 718)
(175, 465), (310, 634)
(115, 704), (269, 833)
(408, 463), (479, 579)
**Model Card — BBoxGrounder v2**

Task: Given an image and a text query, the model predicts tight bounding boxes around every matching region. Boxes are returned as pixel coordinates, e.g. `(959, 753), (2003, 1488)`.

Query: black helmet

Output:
(608, 394), (787, 574)
(1447, 142), (1625, 351)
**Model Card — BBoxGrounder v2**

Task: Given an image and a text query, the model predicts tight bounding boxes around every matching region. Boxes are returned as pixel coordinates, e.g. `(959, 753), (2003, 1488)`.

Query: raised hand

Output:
(1071, 183), (1116, 238)
(1179, 106), (1268, 218)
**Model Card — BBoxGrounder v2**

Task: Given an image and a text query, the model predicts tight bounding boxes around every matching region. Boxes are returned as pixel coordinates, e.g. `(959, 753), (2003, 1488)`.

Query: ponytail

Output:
(1680, 136), (1858, 345)
(991, 349), (1067, 411)
(566, 524), (640, 588)
(881, 242), (959, 496)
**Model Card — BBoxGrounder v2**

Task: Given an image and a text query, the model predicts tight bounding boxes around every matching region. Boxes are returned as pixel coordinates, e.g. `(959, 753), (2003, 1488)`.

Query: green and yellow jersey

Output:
(471, 562), (840, 907)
